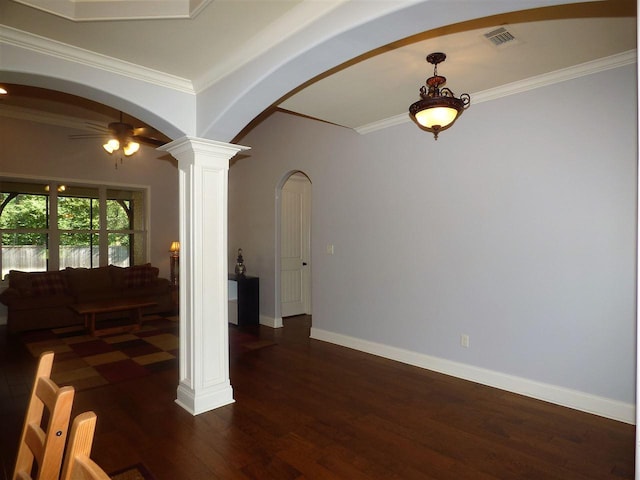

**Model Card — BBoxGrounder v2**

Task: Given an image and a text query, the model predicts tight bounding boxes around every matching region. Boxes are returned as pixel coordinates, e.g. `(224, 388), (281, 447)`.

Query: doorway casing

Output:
(274, 171), (312, 328)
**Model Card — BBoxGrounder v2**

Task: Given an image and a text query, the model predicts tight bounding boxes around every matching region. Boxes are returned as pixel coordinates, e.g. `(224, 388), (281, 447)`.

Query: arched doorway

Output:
(278, 172), (312, 320)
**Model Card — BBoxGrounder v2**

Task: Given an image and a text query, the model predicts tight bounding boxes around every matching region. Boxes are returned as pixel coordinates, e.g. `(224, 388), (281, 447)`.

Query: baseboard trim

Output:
(310, 327), (634, 424)
(259, 315), (283, 328)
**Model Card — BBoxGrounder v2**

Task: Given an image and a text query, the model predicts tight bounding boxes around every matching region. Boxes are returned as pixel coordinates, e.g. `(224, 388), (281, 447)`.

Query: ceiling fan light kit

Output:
(102, 119), (142, 157)
(103, 139), (140, 156)
(67, 110), (168, 167)
(409, 52), (470, 140)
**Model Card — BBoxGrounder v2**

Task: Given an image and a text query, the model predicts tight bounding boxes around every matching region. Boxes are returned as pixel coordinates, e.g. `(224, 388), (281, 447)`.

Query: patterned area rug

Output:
(110, 463), (157, 480)
(20, 315), (179, 391)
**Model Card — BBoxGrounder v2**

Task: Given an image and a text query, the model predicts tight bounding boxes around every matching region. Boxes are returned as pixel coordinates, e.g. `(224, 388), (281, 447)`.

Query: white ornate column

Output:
(159, 136), (249, 415)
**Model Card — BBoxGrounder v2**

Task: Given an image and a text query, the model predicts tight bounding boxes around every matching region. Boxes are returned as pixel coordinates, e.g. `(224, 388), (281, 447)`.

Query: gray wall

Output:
(229, 63), (637, 407)
(1, 116), (179, 279)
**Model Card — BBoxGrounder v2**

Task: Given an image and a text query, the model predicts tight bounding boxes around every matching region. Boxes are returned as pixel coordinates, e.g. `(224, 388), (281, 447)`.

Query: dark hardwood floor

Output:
(0, 315), (635, 479)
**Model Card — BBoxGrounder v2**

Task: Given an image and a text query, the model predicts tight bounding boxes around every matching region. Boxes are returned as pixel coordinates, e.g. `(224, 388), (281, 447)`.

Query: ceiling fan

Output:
(70, 111), (169, 160)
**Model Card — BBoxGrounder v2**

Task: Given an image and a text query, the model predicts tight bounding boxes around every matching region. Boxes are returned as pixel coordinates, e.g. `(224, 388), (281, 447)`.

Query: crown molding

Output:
(0, 25), (195, 94)
(10, 0), (212, 22)
(472, 49), (637, 104)
(355, 114), (409, 135)
(356, 49), (637, 135)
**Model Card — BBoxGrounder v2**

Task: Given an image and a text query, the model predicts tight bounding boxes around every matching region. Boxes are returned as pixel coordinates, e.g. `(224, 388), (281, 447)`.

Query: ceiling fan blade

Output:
(69, 115), (169, 149)
(133, 135), (167, 147)
(84, 121), (110, 133)
(132, 127), (157, 136)
(132, 127), (169, 143)
(69, 133), (108, 139)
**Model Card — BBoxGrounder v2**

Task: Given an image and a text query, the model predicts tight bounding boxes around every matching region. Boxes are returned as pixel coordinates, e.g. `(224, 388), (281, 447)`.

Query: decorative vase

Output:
(235, 248), (246, 276)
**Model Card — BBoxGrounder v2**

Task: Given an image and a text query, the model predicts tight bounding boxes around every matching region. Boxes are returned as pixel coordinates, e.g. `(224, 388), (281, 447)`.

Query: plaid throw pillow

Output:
(124, 265), (155, 288)
(31, 272), (66, 296)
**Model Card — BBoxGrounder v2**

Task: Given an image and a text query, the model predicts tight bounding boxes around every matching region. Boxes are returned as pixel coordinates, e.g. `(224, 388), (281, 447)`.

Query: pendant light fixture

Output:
(409, 52), (470, 140)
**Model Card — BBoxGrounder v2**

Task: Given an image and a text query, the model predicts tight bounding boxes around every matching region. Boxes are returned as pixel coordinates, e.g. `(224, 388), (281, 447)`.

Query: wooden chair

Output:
(60, 412), (110, 480)
(13, 351), (75, 480)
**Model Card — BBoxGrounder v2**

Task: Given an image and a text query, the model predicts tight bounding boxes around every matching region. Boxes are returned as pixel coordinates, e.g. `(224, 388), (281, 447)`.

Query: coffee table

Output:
(71, 299), (157, 336)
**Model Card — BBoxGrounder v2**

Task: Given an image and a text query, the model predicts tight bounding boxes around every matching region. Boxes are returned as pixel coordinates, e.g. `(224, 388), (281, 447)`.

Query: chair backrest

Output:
(13, 351), (75, 480)
(60, 412), (110, 480)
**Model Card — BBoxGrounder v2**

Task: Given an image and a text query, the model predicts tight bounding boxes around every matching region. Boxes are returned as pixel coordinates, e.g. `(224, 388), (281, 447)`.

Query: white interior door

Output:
(280, 173), (311, 317)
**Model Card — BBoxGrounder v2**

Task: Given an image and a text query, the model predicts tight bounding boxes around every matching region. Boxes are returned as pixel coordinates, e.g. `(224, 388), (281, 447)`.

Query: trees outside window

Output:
(0, 180), (147, 280)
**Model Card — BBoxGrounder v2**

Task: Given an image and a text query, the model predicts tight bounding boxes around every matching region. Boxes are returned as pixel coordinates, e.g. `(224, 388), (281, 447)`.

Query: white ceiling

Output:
(0, 0), (636, 134)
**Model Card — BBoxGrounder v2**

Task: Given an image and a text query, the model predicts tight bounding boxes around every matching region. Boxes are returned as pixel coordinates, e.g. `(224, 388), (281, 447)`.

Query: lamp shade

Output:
(169, 241), (180, 253)
(123, 141), (140, 156)
(103, 138), (120, 154)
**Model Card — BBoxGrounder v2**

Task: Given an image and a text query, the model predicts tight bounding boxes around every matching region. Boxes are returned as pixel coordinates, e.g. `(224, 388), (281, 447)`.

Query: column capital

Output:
(159, 136), (250, 167)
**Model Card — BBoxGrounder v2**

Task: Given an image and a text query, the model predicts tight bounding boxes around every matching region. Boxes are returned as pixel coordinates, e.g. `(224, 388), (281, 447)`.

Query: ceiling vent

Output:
(484, 27), (516, 47)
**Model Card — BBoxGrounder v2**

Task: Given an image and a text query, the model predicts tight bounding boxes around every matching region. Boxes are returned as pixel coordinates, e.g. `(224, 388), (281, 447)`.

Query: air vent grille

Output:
(484, 27), (516, 47)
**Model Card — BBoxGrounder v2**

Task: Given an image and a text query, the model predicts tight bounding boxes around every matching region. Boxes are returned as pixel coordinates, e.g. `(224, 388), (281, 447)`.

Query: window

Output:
(58, 186), (100, 269)
(0, 179), (147, 279)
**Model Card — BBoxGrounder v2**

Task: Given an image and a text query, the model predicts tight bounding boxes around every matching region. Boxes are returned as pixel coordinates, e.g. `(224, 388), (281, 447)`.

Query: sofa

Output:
(0, 264), (173, 333)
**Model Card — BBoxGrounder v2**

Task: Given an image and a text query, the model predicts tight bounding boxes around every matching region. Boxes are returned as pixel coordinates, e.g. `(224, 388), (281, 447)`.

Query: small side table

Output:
(228, 274), (259, 326)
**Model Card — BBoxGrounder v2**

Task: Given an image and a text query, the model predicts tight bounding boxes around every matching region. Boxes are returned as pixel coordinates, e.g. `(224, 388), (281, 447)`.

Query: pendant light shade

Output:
(409, 52), (470, 140)
(413, 105), (459, 131)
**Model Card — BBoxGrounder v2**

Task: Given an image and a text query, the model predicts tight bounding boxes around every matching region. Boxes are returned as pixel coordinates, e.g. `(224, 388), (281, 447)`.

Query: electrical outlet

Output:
(460, 334), (470, 348)
(326, 244), (334, 255)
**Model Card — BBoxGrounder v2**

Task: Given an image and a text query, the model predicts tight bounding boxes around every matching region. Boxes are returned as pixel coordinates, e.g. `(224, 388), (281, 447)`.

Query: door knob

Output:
(302, 262), (308, 266)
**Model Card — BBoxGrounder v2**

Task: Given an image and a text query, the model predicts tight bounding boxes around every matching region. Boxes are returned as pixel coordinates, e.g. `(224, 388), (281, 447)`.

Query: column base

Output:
(175, 381), (235, 416)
